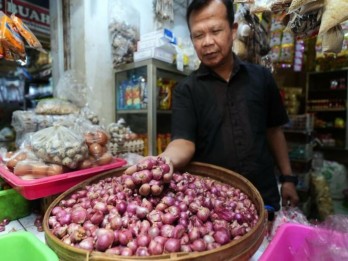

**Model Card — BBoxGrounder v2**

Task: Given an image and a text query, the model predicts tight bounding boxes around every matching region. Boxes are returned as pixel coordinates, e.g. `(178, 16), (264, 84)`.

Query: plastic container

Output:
(260, 223), (348, 261)
(0, 231), (58, 261)
(0, 158), (127, 200)
(0, 186), (31, 221)
(43, 162), (267, 261)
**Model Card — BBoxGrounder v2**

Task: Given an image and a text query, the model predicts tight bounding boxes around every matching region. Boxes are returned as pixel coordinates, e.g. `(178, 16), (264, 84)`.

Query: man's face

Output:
(189, 0), (237, 69)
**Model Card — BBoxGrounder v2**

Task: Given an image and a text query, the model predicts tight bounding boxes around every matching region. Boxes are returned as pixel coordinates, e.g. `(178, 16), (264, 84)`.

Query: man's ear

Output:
(232, 22), (239, 41)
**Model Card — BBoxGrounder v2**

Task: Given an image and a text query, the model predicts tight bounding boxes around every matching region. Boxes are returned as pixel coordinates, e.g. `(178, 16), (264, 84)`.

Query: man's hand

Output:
(124, 156), (174, 182)
(281, 182), (300, 207)
(124, 156), (157, 175)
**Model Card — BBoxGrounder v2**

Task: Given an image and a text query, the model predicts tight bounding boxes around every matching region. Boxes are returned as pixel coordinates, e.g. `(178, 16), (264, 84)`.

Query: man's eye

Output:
(212, 29), (222, 34)
(193, 34), (203, 39)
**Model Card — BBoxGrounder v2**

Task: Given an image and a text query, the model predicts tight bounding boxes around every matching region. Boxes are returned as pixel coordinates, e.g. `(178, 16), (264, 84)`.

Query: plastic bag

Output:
(287, 0), (318, 13)
(55, 70), (89, 108)
(35, 98), (79, 115)
(71, 119), (113, 168)
(79, 106), (100, 125)
(30, 125), (88, 169)
(13, 160), (63, 180)
(10, 14), (45, 53)
(108, 0), (139, 67)
(0, 11), (25, 61)
(287, 8), (322, 39)
(304, 215), (348, 260)
(319, 160), (348, 199)
(319, 0), (348, 35)
(322, 25), (344, 54)
(311, 172), (334, 220)
(269, 207), (310, 239)
(3, 148), (37, 171)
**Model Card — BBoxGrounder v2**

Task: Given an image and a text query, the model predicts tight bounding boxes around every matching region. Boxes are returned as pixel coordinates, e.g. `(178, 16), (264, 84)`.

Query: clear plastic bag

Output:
(108, 0), (140, 67)
(35, 98), (79, 115)
(269, 207), (310, 239)
(55, 70), (90, 108)
(304, 215), (348, 260)
(13, 160), (63, 180)
(30, 125), (88, 169)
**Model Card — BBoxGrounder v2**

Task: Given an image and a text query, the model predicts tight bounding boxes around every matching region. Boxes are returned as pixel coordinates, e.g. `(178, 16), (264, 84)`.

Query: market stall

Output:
(0, 0), (348, 260)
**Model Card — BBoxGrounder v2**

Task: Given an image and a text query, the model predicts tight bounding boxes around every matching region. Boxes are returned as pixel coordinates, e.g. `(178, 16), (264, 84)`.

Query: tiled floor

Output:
(0, 213), (45, 243)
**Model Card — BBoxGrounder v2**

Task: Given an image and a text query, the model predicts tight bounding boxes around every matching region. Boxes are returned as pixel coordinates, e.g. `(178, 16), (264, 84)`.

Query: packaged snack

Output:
(0, 11), (25, 59)
(10, 14), (45, 53)
(0, 41), (3, 59)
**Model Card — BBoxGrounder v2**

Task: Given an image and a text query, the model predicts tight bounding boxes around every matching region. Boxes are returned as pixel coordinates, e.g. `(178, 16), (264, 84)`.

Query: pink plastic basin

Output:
(260, 223), (348, 261)
(0, 158), (127, 200)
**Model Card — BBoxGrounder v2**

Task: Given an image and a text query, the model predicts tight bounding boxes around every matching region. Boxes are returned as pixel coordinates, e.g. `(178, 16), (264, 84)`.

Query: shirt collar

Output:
(196, 52), (243, 79)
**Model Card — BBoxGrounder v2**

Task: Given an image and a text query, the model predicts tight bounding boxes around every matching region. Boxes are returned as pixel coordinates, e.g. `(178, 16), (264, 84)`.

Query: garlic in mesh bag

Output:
(30, 125), (89, 169)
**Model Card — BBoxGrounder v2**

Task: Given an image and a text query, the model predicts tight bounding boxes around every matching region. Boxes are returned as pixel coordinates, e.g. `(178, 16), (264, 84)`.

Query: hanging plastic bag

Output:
(287, 0), (318, 13)
(55, 70), (90, 108)
(108, 0), (140, 67)
(321, 25), (344, 54)
(319, 0), (348, 35)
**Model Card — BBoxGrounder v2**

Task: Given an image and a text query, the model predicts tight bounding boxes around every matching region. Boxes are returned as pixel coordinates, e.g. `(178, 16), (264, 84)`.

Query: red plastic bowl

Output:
(0, 158), (127, 200)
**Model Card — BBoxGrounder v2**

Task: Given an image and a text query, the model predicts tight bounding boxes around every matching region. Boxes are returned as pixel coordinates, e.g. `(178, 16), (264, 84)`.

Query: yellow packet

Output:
(0, 41), (4, 59)
(10, 13), (46, 53)
(0, 11), (25, 58)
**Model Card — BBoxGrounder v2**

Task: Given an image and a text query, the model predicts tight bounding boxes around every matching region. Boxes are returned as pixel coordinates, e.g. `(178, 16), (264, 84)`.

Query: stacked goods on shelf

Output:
(107, 119), (144, 156)
(134, 29), (177, 64)
(283, 114), (314, 216)
(281, 87), (303, 115)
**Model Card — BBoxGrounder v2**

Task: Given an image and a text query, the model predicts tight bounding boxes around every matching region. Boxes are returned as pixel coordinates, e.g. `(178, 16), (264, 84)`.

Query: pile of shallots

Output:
(48, 157), (259, 256)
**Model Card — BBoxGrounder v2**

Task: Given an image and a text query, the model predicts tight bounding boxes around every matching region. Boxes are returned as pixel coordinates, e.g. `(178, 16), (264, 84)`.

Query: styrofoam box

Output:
(259, 223), (348, 261)
(140, 28), (174, 42)
(134, 47), (174, 64)
(137, 38), (170, 51)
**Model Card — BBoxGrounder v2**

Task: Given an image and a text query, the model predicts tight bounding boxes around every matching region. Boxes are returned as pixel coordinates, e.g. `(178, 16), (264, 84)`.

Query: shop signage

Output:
(0, 0), (49, 35)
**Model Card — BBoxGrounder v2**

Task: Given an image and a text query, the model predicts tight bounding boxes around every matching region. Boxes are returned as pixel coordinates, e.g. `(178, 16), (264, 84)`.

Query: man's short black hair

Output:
(186, 0), (235, 31)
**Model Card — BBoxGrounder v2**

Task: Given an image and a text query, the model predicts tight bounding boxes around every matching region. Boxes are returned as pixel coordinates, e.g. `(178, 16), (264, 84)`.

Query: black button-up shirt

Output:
(171, 55), (289, 210)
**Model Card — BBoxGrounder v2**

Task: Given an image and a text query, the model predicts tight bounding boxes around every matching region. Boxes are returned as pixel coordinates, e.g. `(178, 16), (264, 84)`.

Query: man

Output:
(127, 0), (299, 211)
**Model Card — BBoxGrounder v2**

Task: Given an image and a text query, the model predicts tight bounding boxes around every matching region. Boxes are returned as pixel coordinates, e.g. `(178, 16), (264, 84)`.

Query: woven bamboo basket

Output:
(43, 162), (267, 261)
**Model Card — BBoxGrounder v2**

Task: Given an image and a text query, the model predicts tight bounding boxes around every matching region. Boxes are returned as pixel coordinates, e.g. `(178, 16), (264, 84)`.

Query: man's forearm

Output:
(160, 139), (195, 169)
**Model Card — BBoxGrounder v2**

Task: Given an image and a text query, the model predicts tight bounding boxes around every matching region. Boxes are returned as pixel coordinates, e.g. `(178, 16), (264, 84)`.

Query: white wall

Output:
(52, 0), (189, 126)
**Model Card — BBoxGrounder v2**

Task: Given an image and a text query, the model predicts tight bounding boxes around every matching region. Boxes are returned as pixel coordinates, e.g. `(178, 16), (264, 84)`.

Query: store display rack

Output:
(306, 69), (348, 150)
(114, 59), (189, 155)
